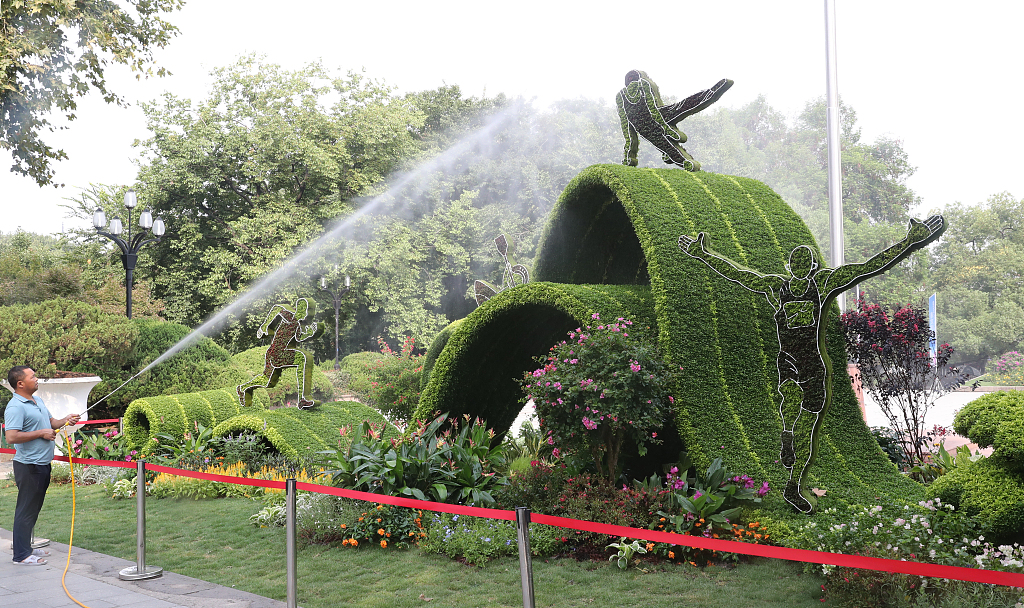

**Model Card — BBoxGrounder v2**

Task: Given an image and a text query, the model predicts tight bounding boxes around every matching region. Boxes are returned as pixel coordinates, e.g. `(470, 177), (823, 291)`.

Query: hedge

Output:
(419, 164), (920, 512)
(210, 402), (401, 459)
(929, 390), (1024, 543)
(123, 387), (268, 453)
(420, 318), (465, 391)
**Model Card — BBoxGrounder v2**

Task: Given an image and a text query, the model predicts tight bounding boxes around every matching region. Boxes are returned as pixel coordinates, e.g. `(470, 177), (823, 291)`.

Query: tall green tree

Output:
(930, 193), (1024, 369)
(0, 0), (181, 185)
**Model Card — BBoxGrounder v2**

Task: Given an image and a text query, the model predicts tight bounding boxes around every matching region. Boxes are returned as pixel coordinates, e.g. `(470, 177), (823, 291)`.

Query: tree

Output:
(841, 302), (968, 465)
(0, 0), (182, 185)
(929, 193), (1024, 369)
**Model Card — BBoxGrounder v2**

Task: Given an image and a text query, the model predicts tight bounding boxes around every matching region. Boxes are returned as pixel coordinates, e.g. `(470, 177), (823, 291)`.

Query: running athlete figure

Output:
(678, 215), (945, 512)
(237, 297), (323, 409)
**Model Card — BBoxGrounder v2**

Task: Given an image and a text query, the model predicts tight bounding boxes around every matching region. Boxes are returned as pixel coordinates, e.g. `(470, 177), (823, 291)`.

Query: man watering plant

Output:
(5, 366), (79, 565)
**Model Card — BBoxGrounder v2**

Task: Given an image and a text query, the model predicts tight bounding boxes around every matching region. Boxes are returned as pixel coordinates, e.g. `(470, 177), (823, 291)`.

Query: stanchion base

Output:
(31, 538), (50, 548)
(118, 565), (163, 580)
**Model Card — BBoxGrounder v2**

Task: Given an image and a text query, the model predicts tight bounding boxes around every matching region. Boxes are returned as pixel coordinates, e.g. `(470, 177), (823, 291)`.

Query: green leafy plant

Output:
(520, 315), (675, 482)
(152, 421), (223, 463)
(606, 537), (647, 569)
(655, 458), (769, 538)
(908, 442), (984, 484)
(320, 413), (508, 506)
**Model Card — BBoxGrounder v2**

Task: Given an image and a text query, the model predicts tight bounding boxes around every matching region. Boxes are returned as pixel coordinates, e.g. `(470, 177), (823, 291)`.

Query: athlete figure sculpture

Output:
(616, 70), (733, 171)
(678, 215), (945, 512)
(237, 297), (323, 409)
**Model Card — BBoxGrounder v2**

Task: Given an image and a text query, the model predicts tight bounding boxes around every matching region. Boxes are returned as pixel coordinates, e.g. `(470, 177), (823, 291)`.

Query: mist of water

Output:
(86, 103), (526, 409)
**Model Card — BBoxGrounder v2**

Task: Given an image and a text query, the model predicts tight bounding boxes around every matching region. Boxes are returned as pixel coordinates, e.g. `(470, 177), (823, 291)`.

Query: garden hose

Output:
(60, 426), (92, 608)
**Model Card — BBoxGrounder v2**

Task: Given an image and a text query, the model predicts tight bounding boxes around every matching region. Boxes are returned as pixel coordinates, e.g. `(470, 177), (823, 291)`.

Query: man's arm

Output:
(257, 304), (291, 338)
(50, 414), (80, 429)
(641, 80), (682, 142)
(679, 233), (784, 307)
(6, 428), (56, 444)
(821, 215), (945, 297)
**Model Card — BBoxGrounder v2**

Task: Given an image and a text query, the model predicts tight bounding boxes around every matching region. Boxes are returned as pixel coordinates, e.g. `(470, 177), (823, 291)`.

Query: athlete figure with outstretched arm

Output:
(678, 215), (945, 512)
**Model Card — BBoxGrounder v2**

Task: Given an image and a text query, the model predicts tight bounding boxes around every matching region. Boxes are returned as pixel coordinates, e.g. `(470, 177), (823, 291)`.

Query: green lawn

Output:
(1, 479), (826, 607)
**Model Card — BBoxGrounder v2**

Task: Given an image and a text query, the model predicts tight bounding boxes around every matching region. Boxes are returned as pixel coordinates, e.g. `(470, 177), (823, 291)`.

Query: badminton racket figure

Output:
(474, 234), (530, 306)
(237, 297), (324, 409)
(678, 215), (945, 512)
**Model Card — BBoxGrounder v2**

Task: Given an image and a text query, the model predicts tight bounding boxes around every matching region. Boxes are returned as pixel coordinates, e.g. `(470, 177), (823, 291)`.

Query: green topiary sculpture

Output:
(416, 164), (923, 513)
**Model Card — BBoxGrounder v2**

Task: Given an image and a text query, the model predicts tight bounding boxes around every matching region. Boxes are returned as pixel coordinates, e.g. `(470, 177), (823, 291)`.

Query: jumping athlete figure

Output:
(616, 70), (733, 171)
(678, 215), (945, 512)
(237, 297), (323, 409)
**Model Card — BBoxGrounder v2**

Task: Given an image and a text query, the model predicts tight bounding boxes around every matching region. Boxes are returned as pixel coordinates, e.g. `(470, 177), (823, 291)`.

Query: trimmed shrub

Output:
(928, 389), (1024, 544)
(210, 402), (400, 460)
(123, 387), (267, 453)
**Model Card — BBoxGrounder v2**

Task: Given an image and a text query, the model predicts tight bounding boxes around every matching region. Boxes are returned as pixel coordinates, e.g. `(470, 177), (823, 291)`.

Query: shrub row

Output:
(123, 388), (267, 453)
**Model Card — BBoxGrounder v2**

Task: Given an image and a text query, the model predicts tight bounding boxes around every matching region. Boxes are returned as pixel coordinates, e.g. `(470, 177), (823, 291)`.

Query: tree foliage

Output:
(0, 0), (182, 185)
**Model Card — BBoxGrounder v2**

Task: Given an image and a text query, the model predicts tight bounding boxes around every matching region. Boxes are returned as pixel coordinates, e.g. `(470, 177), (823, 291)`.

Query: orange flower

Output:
(749, 522), (760, 528)
(340, 524), (347, 529)
(646, 543), (654, 551)
(378, 528), (385, 536)
(668, 551), (675, 559)
(754, 534), (762, 539)
(380, 540), (387, 548)
(358, 517), (364, 522)
(351, 539), (358, 547)
(659, 517), (666, 522)
(377, 518), (382, 523)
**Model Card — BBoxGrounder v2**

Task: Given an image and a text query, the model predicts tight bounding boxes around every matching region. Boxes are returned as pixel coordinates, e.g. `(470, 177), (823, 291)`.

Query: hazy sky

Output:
(3, 1), (1021, 235)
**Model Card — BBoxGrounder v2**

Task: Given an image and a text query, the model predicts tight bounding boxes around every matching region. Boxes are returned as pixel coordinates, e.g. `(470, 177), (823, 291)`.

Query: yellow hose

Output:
(61, 428), (90, 608)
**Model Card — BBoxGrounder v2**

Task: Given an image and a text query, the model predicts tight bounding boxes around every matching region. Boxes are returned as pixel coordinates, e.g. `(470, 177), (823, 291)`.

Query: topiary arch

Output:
(416, 164), (921, 509)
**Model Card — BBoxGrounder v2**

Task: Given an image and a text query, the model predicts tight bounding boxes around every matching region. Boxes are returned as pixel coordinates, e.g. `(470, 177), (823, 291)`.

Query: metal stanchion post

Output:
(286, 478), (297, 608)
(30, 530), (49, 549)
(515, 507), (536, 608)
(119, 459), (162, 580)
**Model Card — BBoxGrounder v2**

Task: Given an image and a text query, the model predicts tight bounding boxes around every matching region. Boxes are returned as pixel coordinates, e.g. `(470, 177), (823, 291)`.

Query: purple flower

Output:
(757, 482), (770, 497)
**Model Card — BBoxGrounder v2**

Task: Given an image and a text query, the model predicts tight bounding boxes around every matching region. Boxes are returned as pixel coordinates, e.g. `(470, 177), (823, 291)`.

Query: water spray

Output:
(78, 368), (149, 417)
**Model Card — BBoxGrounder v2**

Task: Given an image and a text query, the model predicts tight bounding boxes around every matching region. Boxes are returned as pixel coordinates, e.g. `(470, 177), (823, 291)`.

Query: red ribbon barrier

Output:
(78, 419), (121, 426)
(2, 447), (1021, 587)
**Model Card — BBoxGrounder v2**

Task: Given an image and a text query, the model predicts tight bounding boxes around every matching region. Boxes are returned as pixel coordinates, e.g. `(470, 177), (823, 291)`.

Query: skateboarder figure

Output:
(237, 297), (323, 409)
(678, 215), (945, 512)
(616, 70), (733, 171)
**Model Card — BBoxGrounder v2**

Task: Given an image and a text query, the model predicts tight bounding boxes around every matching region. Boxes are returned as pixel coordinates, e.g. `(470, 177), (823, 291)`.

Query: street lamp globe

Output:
(124, 189), (138, 210)
(93, 208), (106, 230)
(109, 217), (124, 236)
(139, 209), (153, 229)
(152, 217), (166, 237)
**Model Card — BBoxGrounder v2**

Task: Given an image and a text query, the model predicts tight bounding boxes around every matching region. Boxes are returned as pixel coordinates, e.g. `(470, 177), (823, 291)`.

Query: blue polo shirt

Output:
(5, 393), (54, 465)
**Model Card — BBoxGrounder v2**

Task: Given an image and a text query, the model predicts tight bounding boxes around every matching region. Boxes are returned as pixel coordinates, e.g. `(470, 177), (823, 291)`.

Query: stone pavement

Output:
(0, 528), (287, 608)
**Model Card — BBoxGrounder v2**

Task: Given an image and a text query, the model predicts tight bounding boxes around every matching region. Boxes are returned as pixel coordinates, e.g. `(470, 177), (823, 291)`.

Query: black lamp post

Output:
(93, 190), (166, 319)
(318, 267), (351, 370)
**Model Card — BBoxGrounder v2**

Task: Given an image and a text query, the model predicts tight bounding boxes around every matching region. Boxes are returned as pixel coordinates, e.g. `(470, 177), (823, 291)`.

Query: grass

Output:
(0, 478), (827, 607)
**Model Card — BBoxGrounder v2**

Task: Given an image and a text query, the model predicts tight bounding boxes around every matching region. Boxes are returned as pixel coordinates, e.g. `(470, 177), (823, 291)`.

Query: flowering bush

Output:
(841, 302), (968, 465)
(61, 428), (138, 462)
(789, 498), (1024, 606)
(341, 503), (426, 550)
(519, 315), (675, 481)
(990, 351), (1024, 386)
(365, 336), (424, 421)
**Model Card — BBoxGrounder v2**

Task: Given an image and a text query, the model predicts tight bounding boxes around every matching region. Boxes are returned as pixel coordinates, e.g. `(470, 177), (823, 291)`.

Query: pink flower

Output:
(629, 360), (641, 373)
(591, 313), (600, 319)
(581, 417), (598, 430)
(651, 432), (657, 438)
(552, 448), (561, 459)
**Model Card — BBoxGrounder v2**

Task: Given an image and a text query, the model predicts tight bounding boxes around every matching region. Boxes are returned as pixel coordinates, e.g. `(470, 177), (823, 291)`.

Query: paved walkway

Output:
(0, 528), (287, 608)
